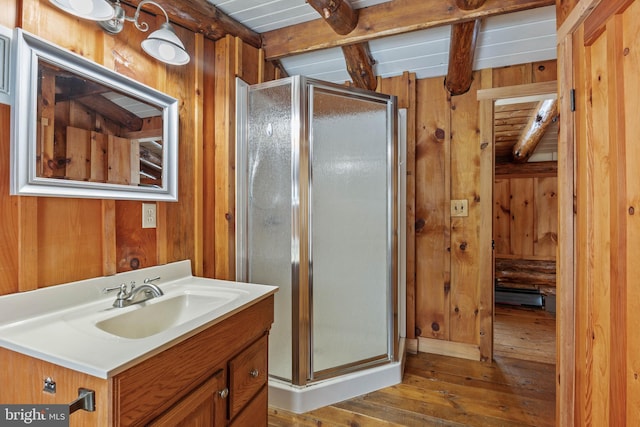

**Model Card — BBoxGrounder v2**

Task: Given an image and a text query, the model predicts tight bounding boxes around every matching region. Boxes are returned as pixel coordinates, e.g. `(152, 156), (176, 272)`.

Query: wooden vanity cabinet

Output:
(0, 295), (274, 427)
(117, 295), (274, 426)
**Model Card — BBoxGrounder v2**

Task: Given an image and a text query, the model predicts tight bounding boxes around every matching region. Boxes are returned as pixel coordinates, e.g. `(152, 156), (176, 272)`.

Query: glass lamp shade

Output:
(49, 0), (115, 21)
(141, 22), (190, 66)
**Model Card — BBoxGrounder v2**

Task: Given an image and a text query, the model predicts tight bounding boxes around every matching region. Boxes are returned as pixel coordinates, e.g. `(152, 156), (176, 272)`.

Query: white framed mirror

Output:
(10, 28), (179, 201)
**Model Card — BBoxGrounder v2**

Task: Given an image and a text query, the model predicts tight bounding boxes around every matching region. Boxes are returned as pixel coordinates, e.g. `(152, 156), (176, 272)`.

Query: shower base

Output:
(268, 338), (406, 414)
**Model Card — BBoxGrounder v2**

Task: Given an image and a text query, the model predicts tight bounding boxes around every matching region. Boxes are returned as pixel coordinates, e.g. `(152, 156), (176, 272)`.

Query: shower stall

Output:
(235, 76), (404, 413)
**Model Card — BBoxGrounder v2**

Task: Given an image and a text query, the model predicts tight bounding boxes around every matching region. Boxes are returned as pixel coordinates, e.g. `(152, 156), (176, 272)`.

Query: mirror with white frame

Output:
(10, 29), (179, 201)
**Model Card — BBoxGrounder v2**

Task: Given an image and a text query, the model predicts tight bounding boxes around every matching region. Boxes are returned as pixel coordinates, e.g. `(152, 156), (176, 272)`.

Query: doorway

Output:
(478, 81), (558, 365)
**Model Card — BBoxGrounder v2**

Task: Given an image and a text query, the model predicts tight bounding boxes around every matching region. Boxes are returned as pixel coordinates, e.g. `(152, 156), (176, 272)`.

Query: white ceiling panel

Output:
(207, 1), (556, 85)
(209, 0), (392, 33)
(281, 6), (556, 83)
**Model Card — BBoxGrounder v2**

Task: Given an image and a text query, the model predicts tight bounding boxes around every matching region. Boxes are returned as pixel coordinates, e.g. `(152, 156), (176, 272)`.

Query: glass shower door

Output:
(309, 85), (393, 379)
(238, 79), (295, 381)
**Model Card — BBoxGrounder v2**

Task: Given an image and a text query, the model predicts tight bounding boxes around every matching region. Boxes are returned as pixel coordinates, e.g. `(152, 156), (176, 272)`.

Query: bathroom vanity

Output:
(0, 261), (277, 426)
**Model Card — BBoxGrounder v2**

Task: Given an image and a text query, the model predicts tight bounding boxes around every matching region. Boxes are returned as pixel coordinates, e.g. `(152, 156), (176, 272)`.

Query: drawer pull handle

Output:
(249, 369), (259, 378)
(218, 388), (229, 399)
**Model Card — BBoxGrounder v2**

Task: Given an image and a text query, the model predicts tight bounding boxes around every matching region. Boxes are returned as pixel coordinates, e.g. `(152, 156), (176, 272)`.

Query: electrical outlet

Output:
(450, 199), (469, 217)
(142, 203), (157, 228)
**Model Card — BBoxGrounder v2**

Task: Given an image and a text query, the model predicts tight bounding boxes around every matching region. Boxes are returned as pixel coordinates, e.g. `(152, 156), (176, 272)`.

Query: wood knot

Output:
(431, 322), (440, 332)
(629, 206), (635, 215)
(459, 242), (467, 251)
(415, 218), (426, 233)
(130, 258), (140, 269)
(624, 47), (630, 56)
(435, 128), (445, 140)
(225, 213), (233, 221)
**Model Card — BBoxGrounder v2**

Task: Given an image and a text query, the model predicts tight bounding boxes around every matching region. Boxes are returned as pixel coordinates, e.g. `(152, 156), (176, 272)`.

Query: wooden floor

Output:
(268, 305), (556, 426)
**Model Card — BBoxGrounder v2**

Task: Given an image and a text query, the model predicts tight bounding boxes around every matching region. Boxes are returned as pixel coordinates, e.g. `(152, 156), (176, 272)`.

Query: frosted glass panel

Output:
(246, 83), (293, 381)
(310, 88), (390, 374)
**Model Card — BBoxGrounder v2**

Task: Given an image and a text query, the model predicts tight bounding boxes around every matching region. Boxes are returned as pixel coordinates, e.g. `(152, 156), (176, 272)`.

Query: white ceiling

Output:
(206, 1), (557, 84)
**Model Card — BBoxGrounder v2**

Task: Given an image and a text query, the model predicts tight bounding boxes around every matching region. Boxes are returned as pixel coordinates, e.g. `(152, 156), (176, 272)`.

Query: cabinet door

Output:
(148, 369), (227, 427)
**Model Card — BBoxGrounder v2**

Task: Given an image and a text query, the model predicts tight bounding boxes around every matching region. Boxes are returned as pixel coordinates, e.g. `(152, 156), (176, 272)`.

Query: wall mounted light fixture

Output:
(49, 0), (190, 66)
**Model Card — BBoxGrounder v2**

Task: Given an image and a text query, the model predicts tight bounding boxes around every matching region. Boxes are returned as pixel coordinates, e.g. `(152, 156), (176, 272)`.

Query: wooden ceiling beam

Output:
(456, 0), (490, 10)
(307, 0), (359, 35)
(306, 1), (376, 91)
(444, 0), (485, 96)
(512, 99), (558, 162)
(342, 43), (377, 90)
(120, 0), (261, 48)
(262, 0), (554, 60)
(444, 19), (480, 96)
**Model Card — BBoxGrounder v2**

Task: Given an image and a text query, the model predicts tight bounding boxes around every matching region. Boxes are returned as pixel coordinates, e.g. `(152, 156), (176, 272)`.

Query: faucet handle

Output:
(103, 283), (127, 294)
(144, 276), (161, 284)
(103, 283), (131, 299)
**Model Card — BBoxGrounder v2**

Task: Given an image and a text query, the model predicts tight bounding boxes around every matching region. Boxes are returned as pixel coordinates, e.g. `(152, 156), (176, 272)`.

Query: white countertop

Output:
(0, 260), (278, 379)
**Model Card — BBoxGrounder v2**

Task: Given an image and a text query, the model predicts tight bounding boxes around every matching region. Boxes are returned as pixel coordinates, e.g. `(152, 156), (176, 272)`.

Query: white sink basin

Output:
(95, 291), (238, 339)
(63, 285), (247, 340)
(0, 260), (278, 378)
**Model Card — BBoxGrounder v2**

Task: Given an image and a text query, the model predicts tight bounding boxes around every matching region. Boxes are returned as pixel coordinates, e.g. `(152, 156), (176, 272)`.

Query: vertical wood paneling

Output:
(478, 68), (494, 362)
(605, 14), (627, 427)
(562, 2), (640, 424)
(556, 33), (576, 427)
(573, 25), (589, 427)
(493, 176), (558, 259)
(415, 78), (450, 341)
(532, 59), (558, 82)
(492, 64), (532, 87)
(587, 27), (612, 424)
(509, 178), (535, 256)
(164, 24), (199, 272)
(203, 37), (217, 279)
(449, 71), (482, 345)
(0, 104), (17, 295)
(214, 35), (237, 281)
(622, 2), (640, 420)
(616, 1), (640, 422)
(37, 198), (104, 286)
(493, 179), (511, 254)
(534, 177), (558, 257)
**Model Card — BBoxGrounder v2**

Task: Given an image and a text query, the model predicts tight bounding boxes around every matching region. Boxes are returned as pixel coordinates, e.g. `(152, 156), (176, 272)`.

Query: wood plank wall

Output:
(562, 0), (640, 424)
(494, 175), (558, 259)
(0, 1), (274, 295)
(412, 60), (556, 361)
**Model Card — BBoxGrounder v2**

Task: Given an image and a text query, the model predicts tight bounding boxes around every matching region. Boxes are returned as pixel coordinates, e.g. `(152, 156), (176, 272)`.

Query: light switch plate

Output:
(451, 199), (469, 217)
(142, 203), (157, 228)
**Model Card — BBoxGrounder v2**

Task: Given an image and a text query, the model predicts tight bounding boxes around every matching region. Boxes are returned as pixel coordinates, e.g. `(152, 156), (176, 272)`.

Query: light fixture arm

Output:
(129, 0), (170, 33)
(100, 0), (170, 34)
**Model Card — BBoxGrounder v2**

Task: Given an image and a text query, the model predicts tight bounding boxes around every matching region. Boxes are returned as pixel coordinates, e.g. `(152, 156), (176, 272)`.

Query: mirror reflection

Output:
(37, 59), (164, 188)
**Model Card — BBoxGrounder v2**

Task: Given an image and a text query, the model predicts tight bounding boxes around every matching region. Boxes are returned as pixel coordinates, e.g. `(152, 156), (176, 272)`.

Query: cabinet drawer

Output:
(229, 334), (268, 419)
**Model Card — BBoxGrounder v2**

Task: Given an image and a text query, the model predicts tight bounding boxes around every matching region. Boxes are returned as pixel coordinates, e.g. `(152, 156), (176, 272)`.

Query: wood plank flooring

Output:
(268, 306), (556, 426)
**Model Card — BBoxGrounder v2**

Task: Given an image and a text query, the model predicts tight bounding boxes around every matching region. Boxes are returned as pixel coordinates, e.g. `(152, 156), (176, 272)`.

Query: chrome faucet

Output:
(103, 280), (164, 308)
